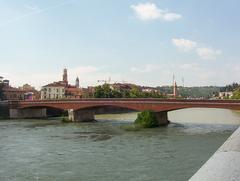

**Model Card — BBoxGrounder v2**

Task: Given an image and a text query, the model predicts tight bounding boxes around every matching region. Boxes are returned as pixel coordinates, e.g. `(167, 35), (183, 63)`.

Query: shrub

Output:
(135, 110), (159, 128)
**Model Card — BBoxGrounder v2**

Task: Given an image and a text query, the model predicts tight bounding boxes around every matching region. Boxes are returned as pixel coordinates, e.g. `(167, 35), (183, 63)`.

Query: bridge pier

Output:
(154, 111), (169, 126)
(9, 108), (47, 119)
(68, 109), (95, 122)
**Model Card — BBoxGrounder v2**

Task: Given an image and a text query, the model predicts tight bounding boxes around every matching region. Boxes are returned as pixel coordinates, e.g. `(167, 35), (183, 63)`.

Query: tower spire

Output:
(172, 74), (177, 98)
(76, 77), (79, 88)
(173, 81), (177, 98)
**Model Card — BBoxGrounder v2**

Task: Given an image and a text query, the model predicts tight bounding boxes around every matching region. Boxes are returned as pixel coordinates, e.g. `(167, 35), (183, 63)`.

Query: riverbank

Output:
(189, 126), (240, 181)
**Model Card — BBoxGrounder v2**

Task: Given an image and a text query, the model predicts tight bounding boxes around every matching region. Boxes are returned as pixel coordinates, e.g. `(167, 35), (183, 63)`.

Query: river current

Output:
(0, 108), (240, 181)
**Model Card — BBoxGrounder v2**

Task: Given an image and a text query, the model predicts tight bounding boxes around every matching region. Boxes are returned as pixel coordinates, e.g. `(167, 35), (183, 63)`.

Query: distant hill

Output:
(157, 86), (222, 99)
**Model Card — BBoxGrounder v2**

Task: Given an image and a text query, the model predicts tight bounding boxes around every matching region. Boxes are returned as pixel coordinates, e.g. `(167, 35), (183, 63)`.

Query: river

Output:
(0, 108), (239, 181)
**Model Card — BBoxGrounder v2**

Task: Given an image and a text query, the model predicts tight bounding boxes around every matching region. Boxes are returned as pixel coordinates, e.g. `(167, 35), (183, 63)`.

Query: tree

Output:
(130, 86), (142, 98)
(135, 110), (159, 128)
(94, 85), (105, 98)
(112, 89), (122, 98)
(232, 88), (240, 99)
(102, 84), (112, 98)
(221, 82), (239, 92)
(94, 84), (165, 98)
(94, 84), (120, 98)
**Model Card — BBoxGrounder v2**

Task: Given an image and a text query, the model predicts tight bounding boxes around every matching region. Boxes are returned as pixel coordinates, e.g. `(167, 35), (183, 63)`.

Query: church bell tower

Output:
(63, 68), (68, 84)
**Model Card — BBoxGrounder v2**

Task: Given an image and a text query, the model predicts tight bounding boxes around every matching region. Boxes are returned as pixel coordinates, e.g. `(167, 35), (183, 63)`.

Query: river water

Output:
(0, 108), (240, 181)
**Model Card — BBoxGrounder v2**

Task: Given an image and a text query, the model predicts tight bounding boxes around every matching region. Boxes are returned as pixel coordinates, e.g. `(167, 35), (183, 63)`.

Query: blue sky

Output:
(0, 0), (239, 89)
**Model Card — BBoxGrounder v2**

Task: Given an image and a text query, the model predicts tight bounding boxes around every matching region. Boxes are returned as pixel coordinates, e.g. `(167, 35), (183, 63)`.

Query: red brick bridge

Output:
(8, 99), (240, 125)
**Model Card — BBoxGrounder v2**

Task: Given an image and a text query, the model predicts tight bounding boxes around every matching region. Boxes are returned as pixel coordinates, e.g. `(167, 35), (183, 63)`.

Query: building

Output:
(110, 83), (133, 92)
(41, 68), (82, 100)
(173, 81), (178, 98)
(63, 68), (68, 84)
(166, 80), (178, 98)
(140, 86), (159, 93)
(2, 86), (25, 100)
(65, 86), (82, 99)
(0, 76), (3, 83)
(41, 82), (66, 99)
(0, 77), (39, 101)
(19, 84), (40, 100)
(75, 77), (80, 88)
(219, 91), (233, 99)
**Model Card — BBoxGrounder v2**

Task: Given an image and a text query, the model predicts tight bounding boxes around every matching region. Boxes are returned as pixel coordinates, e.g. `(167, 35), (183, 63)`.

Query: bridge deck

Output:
(7, 99), (240, 112)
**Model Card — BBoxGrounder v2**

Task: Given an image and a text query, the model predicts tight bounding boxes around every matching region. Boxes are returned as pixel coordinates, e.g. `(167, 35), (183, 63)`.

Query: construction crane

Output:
(97, 77), (111, 84)
(97, 77), (121, 84)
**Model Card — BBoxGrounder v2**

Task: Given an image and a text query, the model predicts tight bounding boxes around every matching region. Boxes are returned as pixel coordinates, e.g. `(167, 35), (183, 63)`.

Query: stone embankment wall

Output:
(189, 127), (240, 181)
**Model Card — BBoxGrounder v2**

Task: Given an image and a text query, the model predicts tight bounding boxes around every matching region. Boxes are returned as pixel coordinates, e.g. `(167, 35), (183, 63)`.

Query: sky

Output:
(0, 0), (240, 89)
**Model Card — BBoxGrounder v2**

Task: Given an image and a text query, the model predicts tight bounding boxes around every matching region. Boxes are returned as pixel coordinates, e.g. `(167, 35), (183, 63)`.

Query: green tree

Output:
(94, 85), (105, 98)
(94, 84), (166, 98)
(130, 86), (142, 98)
(94, 84), (121, 98)
(112, 89), (122, 98)
(232, 88), (240, 99)
(102, 84), (112, 98)
(135, 110), (159, 128)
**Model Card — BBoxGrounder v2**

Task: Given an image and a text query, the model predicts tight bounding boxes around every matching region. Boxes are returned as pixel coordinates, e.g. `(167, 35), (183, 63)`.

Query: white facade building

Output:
(41, 84), (65, 100)
(219, 91), (233, 99)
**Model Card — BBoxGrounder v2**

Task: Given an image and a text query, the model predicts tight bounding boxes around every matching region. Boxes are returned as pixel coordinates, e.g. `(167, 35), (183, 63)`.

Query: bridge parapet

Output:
(15, 99), (240, 112)
(7, 99), (240, 122)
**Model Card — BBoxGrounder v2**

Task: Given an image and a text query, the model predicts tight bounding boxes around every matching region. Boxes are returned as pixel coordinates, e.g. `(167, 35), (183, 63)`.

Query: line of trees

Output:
(93, 84), (166, 98)
(220, 82), (239, 92)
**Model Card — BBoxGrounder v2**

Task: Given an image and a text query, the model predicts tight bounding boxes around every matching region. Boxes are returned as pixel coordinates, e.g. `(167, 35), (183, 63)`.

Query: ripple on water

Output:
(0, 110), (238, 181)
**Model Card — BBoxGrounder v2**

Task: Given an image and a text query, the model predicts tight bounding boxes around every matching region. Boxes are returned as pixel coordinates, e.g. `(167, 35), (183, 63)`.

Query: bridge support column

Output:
(9, 108), (47, 119)
(154, 111), (169, 126)
(68, 109), (95, 122)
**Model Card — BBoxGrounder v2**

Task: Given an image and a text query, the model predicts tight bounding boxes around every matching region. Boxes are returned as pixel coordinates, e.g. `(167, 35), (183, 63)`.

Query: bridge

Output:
(8, 98), (240, 125)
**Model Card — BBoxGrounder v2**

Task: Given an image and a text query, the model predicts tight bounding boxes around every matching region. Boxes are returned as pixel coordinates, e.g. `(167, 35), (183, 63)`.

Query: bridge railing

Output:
(16, 98), (240, 103)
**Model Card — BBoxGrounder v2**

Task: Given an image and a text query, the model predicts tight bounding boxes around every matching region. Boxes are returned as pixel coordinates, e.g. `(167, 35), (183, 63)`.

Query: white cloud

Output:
(172, 38), (222, 60)
(172, 38), (197, 52)
(130, 3), (182, 21)
(196, 47), (222, 60)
